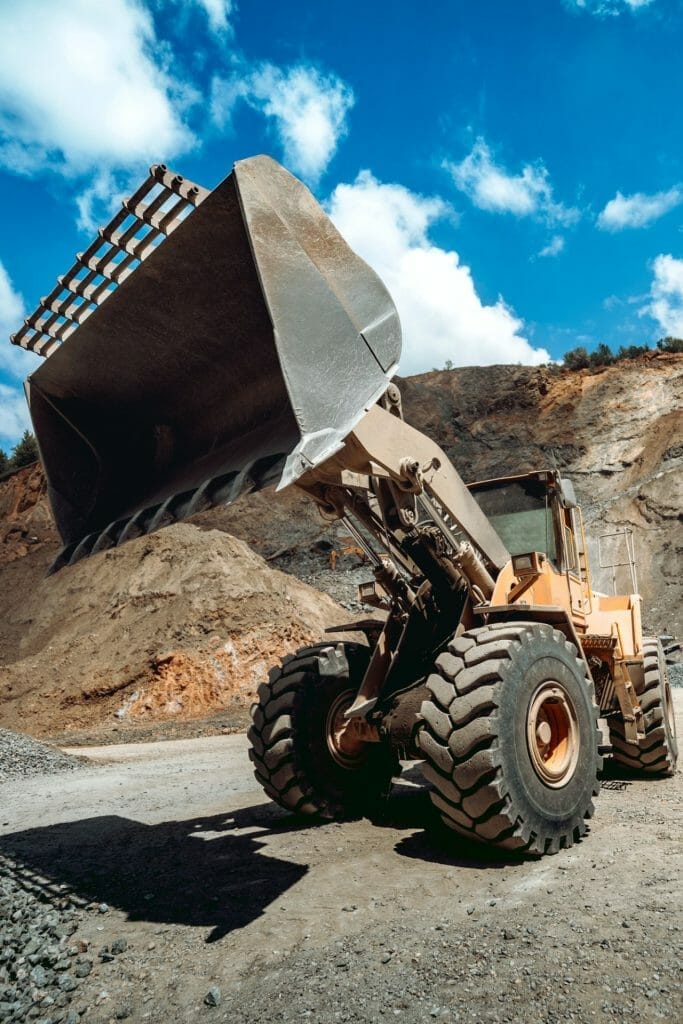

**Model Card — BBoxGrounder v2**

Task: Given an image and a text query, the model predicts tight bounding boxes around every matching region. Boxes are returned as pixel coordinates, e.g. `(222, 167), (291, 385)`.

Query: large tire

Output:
(419, 622), (602, 855)
(608, 637), (678, 776)
(248, 641), (397, 819)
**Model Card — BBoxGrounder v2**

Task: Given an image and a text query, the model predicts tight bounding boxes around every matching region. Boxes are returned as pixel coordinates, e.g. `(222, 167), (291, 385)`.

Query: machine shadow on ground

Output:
(0, 803), (312, 944)
(0, 775), (541, 942)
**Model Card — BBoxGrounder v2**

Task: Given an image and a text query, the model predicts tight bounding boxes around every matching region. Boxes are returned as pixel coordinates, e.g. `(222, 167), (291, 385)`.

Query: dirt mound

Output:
(0, 524), (355, 739)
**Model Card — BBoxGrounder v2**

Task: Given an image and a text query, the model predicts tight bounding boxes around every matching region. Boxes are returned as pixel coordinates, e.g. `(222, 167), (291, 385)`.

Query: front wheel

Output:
(419, 622), (602, 855)
(248, 642), (397, 819)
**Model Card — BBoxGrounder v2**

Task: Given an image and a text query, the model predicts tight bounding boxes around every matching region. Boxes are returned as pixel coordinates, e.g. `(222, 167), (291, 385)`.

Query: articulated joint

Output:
(398, 457), (423, 493)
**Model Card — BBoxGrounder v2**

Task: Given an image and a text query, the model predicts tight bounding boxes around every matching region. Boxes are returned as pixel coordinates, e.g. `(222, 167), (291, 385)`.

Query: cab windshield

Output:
(470, 478), (557, 562)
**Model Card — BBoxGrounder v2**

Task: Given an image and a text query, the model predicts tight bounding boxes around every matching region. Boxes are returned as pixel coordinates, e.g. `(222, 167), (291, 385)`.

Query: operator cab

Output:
(468, 470), (582, 578)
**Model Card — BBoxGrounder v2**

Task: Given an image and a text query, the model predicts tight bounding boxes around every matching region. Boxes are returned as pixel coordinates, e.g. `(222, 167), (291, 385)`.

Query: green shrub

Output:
(617, 344), (651, 360)
(563, 346), (590, 370)
(657, 336), (683, 353)
(9, 430), (39, 469)
(588, 343), (614, 368)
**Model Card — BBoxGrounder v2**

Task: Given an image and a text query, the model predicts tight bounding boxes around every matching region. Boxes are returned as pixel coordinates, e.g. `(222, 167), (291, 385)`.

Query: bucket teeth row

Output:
(48, 454), (284, 574)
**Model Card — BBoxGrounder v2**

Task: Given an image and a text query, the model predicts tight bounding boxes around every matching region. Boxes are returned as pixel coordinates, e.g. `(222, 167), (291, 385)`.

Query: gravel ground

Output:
(0, 731), (92, 1023)
(221, 907), (681, 1024)
(0, 730), (85, 784)
(0, 693), (680, 1024)
(668, 662), (683, 687)
(0, 853), (90, 1024)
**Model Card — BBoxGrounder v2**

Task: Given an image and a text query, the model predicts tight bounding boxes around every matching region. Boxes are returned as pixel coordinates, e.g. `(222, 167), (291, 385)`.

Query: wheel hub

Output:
(526, 682), (580, 788)
(326, 691), (369, 768)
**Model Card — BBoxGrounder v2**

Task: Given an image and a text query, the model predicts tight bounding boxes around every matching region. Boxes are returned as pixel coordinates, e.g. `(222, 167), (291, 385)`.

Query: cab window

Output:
(470, 479), (557, 564)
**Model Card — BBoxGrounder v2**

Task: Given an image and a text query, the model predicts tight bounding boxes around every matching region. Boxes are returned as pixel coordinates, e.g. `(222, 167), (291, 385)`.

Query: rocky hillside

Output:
(216, 351), (682, 636)
(0, 462), (55, 563)
(399, 353), (682, 636)
(0, 353), (680, 738)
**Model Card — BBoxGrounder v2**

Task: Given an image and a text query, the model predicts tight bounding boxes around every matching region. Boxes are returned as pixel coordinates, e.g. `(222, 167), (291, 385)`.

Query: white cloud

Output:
(75, 169), (133, 234)
(0, 264), (25, 342)
(603, 293), (623, 310)
(0, 261), (40, 448)
(445, 139), (579, 226)
(0, 382), (32, 449)
(597, 187), (682, 231)
(212, 64), (354, 182)
(189, 0), (232, 35)
(567, 0), (655, 14)
(210, 73), (251, 130)
(0, 0), (195, 178)
(327, 171), (550, 374)
(643, 254), (683, 337)
(0, 262), (41, 381)
(538, 235), (566, 258)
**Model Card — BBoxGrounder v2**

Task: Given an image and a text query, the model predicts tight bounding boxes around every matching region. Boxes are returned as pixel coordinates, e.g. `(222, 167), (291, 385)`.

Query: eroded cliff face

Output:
(0, 462), (55, 564)
(208, 353), (681, 635)
(398, 354), (681, 635)
(0, 354), (680, 736)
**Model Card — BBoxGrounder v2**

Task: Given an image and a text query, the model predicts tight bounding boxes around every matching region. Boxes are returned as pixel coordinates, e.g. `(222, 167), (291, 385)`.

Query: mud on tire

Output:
(609, 637), (678, 776)
(248, 641), (397, 819)
(419, 622), (602, 855)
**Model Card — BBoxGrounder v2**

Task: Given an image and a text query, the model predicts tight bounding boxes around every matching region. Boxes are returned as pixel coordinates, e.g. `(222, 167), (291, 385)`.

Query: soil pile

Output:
(0, 525), (352, 739)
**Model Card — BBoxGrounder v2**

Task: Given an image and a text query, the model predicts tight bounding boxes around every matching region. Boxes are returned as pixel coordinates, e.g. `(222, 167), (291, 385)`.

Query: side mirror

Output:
(560, 478), (578, 508)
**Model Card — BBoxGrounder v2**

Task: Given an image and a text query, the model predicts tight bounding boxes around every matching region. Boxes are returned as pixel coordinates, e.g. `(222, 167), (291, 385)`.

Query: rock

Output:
(110, 939), (127, 955)
(204, 986), (221, 1007)
(30, 965), (48, 987)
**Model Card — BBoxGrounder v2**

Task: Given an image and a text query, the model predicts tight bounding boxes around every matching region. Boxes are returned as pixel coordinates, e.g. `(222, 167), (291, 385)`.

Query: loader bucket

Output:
(17, 156), (401, 569)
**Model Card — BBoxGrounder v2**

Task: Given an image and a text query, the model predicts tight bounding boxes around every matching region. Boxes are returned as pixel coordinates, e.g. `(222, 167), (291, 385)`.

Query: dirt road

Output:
(1, 697), (681, 1024)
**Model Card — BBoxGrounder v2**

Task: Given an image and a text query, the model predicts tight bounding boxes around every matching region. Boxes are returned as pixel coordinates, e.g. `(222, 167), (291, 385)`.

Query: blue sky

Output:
(1, 0), (682, 449)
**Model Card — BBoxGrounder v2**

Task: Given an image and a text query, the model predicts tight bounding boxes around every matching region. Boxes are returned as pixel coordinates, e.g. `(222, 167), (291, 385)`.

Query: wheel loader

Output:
(10, 156), (677, 856)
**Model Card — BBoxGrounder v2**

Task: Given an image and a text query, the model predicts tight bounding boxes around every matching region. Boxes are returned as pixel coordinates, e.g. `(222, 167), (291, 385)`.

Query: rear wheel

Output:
(609, 637), (678, 776)
(248, 642), (397, 819)
(419, 622), (602, 855)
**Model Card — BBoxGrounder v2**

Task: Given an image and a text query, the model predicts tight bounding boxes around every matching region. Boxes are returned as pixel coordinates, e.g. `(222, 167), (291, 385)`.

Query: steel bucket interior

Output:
(26, 156), (401, 564)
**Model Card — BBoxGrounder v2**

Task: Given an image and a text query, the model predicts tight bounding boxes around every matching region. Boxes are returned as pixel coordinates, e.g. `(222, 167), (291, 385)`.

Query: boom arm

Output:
(297, 400), (509, 607)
